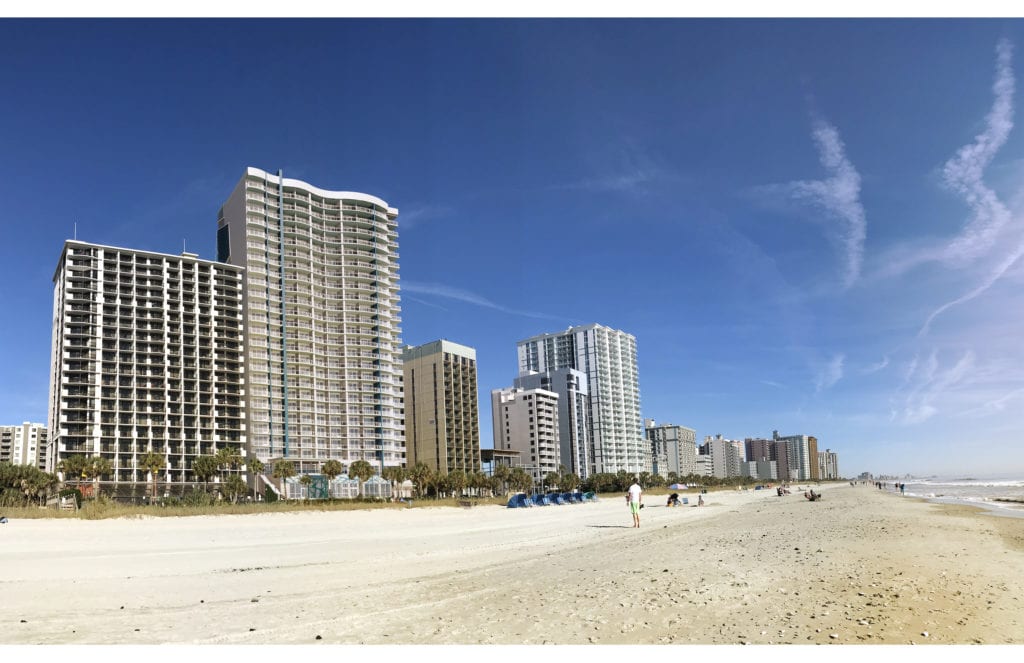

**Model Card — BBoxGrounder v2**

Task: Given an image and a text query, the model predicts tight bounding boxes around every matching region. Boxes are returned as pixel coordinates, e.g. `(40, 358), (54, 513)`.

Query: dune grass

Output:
(0, 494), (516, 520)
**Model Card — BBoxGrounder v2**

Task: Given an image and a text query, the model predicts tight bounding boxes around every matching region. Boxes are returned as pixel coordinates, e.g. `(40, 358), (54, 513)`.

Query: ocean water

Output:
(899, 477), (1024, 518)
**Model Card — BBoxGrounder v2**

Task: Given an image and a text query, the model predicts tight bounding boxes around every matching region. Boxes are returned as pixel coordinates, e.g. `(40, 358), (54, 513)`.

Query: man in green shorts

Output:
(627, 477), (643, 528)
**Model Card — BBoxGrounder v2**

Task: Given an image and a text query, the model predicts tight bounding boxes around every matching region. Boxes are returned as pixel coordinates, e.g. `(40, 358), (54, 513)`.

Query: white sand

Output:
(2, 483), (1023, 644)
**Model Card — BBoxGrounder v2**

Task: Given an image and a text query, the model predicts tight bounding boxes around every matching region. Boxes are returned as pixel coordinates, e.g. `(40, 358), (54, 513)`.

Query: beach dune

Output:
(2, 484), (1023, 644)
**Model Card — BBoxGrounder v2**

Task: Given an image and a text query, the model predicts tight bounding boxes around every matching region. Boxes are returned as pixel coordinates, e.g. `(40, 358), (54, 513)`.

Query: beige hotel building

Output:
(402, 340), (481, 474)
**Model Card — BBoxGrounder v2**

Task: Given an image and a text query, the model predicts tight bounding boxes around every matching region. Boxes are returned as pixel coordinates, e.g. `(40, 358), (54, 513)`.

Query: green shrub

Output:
(59, 487), (83, 508)
(181, 489), (217, 507)
(263, 488), (278, 503)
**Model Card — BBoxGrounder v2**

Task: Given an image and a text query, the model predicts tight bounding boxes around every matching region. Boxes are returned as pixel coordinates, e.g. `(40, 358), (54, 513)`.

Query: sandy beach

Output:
(2, 483), (1023, 645)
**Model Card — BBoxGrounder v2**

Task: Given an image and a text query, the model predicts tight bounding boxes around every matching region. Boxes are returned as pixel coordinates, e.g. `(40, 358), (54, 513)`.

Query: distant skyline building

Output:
(702, 434), (744, 478)
(47, 241), (246, 498)
(775, 431), (813, 481)
(644, 419), (697, 478)
(514, 368), (591, 479)
(491, 386), (559, 486)
(217, 168), (403, 474)
(0, 422), (47, 470)
(741, 458), (777, 481)
(694, 454), (713, 477)
(516, 324), (642, 475)
(808, 435), (820, 480)
(746, 436), (793, 482)
(402, 340), (481, 474)
(819, 449), (839, 479)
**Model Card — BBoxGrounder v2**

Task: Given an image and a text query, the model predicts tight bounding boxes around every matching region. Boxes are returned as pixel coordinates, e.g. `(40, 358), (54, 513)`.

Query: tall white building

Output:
(47, 241), (247, 498)
(0, 423), (48, 470)
(819, 449), (839, 479)
(491, 386), (560, 487)
(703, 434), (744, 478)
(516, 324), (642, 475)
(217, 168), (403, 474)
(644, 419), (696, 478)
(513, 368), (590, 479)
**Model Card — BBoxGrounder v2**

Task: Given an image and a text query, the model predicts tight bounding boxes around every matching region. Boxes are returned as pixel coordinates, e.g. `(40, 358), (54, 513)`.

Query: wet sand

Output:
(2, 483), (1023, 645)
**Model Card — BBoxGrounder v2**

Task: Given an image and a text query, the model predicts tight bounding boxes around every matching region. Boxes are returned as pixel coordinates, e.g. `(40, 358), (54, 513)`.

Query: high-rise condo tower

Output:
(217, 168), (403, 474)
(516, 323), (642, 475)
(47, 241), (247, 499)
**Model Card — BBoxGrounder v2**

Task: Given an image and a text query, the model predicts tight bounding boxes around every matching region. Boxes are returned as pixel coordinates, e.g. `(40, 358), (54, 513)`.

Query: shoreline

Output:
(2, 483), (1023, 645)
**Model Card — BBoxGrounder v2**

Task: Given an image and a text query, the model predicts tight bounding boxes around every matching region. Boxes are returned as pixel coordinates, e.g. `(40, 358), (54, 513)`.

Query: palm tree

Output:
(348, 459), (374, 483)
(247, 457), (265, 502)
(85, 456), (113, 499)
(447, 469), (467, 499)
(20, 468), (58, 507)
(381, 465), (406, 500)
(139, 451), (166, 501)
(58, 454), (88, 489)
(271, 460), (296, 498)
(509, 467), (533, 494)
(468, 470), (488, 497)
(299, 474), (313, 501)
(192, 455), (219, 494)
(408, 462), (433, 499)
(493, 464), (511, 496)
(434, 472), (450, 499)
(216, 446), (242, 481)
(322, 459), (344, 482)
(222, 474), (248, 504)
(560, 472), (581, 492)
(543, 471), (561, 493)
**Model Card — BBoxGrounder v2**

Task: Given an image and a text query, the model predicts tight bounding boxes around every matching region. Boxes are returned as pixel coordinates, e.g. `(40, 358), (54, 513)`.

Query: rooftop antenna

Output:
(73, 222), (77, 240)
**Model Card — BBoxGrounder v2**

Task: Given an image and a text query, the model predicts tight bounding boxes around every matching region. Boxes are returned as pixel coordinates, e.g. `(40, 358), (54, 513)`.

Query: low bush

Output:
(59, 487), (83, 509)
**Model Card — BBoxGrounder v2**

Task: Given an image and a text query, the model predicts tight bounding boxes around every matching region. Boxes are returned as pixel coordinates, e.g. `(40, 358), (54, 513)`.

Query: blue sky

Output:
(2, 19), (1023, 478)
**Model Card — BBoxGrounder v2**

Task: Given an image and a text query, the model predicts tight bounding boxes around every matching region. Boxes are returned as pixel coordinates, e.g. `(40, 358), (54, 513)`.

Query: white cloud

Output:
(758, 119), (867, 288)
(869, 40), (1019, 285)
(402, 281), (562, 320)
(815, 354), (845, 392)
(941, 39), (1015, 266)
(549, 168), (662, 195)
(962, 387), (1024, 418)
(399, 204), (452, 231)
(895, 349), (976, 424)
(919, 241), (1024, 336)
(862, 356), (890, 374)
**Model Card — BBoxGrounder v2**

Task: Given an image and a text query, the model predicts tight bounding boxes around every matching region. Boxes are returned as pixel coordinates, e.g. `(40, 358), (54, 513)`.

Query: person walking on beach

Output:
(627, 477), (643, 528)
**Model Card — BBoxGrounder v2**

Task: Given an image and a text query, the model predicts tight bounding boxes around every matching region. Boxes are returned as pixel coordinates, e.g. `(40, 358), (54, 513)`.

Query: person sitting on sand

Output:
(697, 494), (705, 507)
(667, 493), (680, 507)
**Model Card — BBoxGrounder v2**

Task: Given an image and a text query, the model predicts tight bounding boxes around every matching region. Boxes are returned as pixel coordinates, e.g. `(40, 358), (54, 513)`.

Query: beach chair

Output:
(507, 493), (533, 508)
